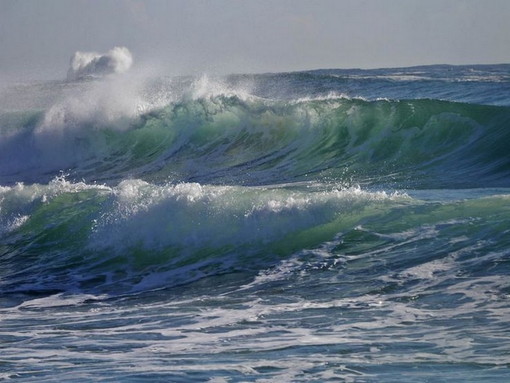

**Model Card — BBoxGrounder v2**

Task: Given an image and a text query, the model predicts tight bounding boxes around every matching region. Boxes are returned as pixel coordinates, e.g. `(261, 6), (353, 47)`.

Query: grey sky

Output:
(1, 0), (509, 81)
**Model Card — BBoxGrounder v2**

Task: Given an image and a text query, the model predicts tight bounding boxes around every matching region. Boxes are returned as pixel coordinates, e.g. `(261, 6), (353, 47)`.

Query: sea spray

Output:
(67, 46), (133, 81)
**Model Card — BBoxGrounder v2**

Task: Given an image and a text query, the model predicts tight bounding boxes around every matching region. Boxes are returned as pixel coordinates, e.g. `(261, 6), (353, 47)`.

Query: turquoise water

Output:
(1, 65), (510, 382)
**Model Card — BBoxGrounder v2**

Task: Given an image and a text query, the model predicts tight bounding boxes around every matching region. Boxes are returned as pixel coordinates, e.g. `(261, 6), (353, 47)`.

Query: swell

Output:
(2, 96), (510, 188)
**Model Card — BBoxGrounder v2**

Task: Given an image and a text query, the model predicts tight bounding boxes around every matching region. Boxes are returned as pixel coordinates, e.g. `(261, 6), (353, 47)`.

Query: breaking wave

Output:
(1, 93), (510, 188)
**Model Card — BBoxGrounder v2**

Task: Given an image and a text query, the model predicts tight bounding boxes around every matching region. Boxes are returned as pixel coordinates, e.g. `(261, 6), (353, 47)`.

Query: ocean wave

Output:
(1, 174), (509, 296)
(0, 176), (406, 294)
(1, 94), (510, 188)
(2, 65), (510, 381)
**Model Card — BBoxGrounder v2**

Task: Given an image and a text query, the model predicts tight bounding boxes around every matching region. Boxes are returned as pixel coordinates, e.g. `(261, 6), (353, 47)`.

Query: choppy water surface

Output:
(1, 65), (510, 382)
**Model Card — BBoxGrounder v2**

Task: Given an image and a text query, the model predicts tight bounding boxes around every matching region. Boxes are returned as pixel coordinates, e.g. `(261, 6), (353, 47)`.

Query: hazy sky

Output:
(1, 0), (509, 81)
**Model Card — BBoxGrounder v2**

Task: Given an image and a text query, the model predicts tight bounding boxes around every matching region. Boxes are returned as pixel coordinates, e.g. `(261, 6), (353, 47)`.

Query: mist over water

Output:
(1, 63), (510, 382)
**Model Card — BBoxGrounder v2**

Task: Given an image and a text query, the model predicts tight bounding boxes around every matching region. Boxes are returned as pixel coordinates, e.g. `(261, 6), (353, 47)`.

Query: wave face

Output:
(1, 64), (510, 382)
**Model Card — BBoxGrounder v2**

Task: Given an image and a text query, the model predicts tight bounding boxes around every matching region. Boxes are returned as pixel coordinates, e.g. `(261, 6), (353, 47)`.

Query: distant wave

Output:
(66, 47), (133, 81)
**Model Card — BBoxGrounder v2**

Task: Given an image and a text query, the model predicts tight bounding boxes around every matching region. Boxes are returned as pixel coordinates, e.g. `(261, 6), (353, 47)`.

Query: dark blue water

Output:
(1, 64), (510, 382)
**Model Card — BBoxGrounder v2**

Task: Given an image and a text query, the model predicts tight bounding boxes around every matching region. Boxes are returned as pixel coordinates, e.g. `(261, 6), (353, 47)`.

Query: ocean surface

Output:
(1, 64), (510, 382)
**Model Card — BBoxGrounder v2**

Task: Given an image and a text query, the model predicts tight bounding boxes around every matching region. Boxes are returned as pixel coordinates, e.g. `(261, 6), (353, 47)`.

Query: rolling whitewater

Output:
(1, 64), (510, 382)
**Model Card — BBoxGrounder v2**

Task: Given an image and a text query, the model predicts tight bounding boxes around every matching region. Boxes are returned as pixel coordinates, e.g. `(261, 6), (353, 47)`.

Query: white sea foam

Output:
(16, 293), (107, 309)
